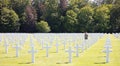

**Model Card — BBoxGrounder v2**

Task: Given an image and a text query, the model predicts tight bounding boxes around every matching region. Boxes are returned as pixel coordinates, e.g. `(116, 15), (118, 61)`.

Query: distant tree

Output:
(114, 0), (120, 5)
(21, 5), (37, 32)
(45, 0), (62, 32)
(1, 0), (10, 8)
(102, 0), (116, 4)
(72, 0), (88, 11)
(64, 10), (78, 32)
(0, 1), (2, 13)
(0, 8), (20, 32)
(36, 21), (51, 33)
(10, 0), (29, 16)
(32, 0), (46, 21)
(60, 0), (68, 11)
(110, 5), (120, 32)
(93, 5), (111, 32)
(77, 6), (94, 32)
(59, 0), (68, 15)
(0, 0), (119, 33)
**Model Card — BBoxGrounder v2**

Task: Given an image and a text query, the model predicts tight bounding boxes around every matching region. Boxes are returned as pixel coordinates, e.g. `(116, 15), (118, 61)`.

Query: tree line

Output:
(0, 0), (120, 33)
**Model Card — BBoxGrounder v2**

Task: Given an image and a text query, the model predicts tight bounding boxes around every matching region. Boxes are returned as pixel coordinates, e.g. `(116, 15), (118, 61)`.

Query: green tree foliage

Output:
(10, 0), (29, 16)
(36, 21), (51, 33)
(44, 0), (62, 32)
(110, 5), (120, 32)
(114, 0), (120, 5)
(21, 5), (37, 32)
(93, 5), (111, 32)
(60, 0), (68, 10)
(1, 0), (10, 8)
(0, 8), (20, 32)
(10, 0), (30, 32)
(64, 10), (78, 32)
(77, 6), (94, 32)
(0, 0), (119, 33)
(32, 0), (46, 21)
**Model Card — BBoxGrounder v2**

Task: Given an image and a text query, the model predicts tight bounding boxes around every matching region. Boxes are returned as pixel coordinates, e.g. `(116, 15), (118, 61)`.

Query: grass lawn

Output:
(0, 34), (120, 66)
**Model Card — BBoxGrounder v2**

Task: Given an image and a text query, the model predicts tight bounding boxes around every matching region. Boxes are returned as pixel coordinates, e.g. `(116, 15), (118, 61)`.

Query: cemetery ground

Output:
(0, 34), (120, 66)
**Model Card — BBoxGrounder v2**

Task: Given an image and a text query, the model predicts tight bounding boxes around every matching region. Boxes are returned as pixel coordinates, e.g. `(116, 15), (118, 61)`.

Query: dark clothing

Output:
(85, 33), (88, 40)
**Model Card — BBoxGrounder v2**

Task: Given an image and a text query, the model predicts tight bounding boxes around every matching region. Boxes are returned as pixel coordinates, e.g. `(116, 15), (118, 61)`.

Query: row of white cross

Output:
(29, 34), (103, 63)
(0, 33), (104, 63)
(103, 38), (112, 63)
(114, 33), (120, 39)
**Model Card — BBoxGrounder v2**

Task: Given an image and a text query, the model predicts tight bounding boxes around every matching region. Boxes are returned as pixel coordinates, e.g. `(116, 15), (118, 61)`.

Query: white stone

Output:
(13, 43), (21, 57)
(44, 43), (51, 57)
(74, 44), (81, 57)
(66, 47), (74, 63)
(103, 45), (112, 63)
(55, 43), (59, 53)
(4, 39), (9, 54)
(28, 45), (37, 63)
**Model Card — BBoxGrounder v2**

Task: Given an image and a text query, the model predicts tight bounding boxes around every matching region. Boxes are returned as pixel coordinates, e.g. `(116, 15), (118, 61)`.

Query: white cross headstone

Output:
(4, 39), (9, 54)
(13, 43), (21, 57)
(106, 38), (111, 45)
(84, 40), (88, 50)
(50, 39), (53, 46)
(66, 47), (74, 63)
(74, 44), (82, 57)
(19, 38), (24, 47)
(87, 39), (91, 48)
(103, 45), (112, 63)
(0, 35), (1, 42)
(80, 41), (84, 52)
(28, 45), (37, 63)
(28, 36), (37, 63)
(63, 40), (66, 49)
(44, 43), (51, 57)
(81, 40), (85, 50)
(41, 40), (44, 50)
(55, 43), (59, 53)
(30, 36), (33, 47)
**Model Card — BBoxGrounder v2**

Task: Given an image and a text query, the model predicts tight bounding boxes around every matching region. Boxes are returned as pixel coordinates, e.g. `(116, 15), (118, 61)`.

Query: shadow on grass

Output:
(56, 62), (61, 64)
(50, 52), (56, 53)
(39, 49), (43, 50)
(56, 62), (69, 64)
(18, 62), (32, 64)
(4, 56), (16, 58)
(94, 56), (106, 64)
(64, 62), (69, 64)
(94, 62), (106, 64)
(97, 56), (106, 58)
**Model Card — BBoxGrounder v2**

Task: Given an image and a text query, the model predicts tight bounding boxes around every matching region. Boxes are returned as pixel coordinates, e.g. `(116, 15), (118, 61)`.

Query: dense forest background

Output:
(0, 0), (120, 33)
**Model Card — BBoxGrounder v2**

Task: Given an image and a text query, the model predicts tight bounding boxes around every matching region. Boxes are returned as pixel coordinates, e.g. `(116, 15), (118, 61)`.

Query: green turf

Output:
(0, 34), (120, 66)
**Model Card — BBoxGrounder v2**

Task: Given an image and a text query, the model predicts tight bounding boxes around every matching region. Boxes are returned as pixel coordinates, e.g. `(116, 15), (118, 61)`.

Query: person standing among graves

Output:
(84, 32), (88, 49)
(84, 32), (88, 40)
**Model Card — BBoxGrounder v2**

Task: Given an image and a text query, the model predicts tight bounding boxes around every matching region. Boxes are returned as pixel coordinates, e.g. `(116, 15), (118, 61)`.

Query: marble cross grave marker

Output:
(55, 43), (59, 53)
(44, 43), (51, 57)
(13, 43), (21, 57)
(103, 45), (112, 63)
(80, 41), (84, 52)
(63, 40), (66, 49)
(41, 40), (44, 50)
(28, 44), (37, 63)
(74, 44), (82, 57)
(106, 38), (111, 45)
(66, 47), (74, 63)
(4, 39), (9, 54)
(28, 36), (37, 63)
